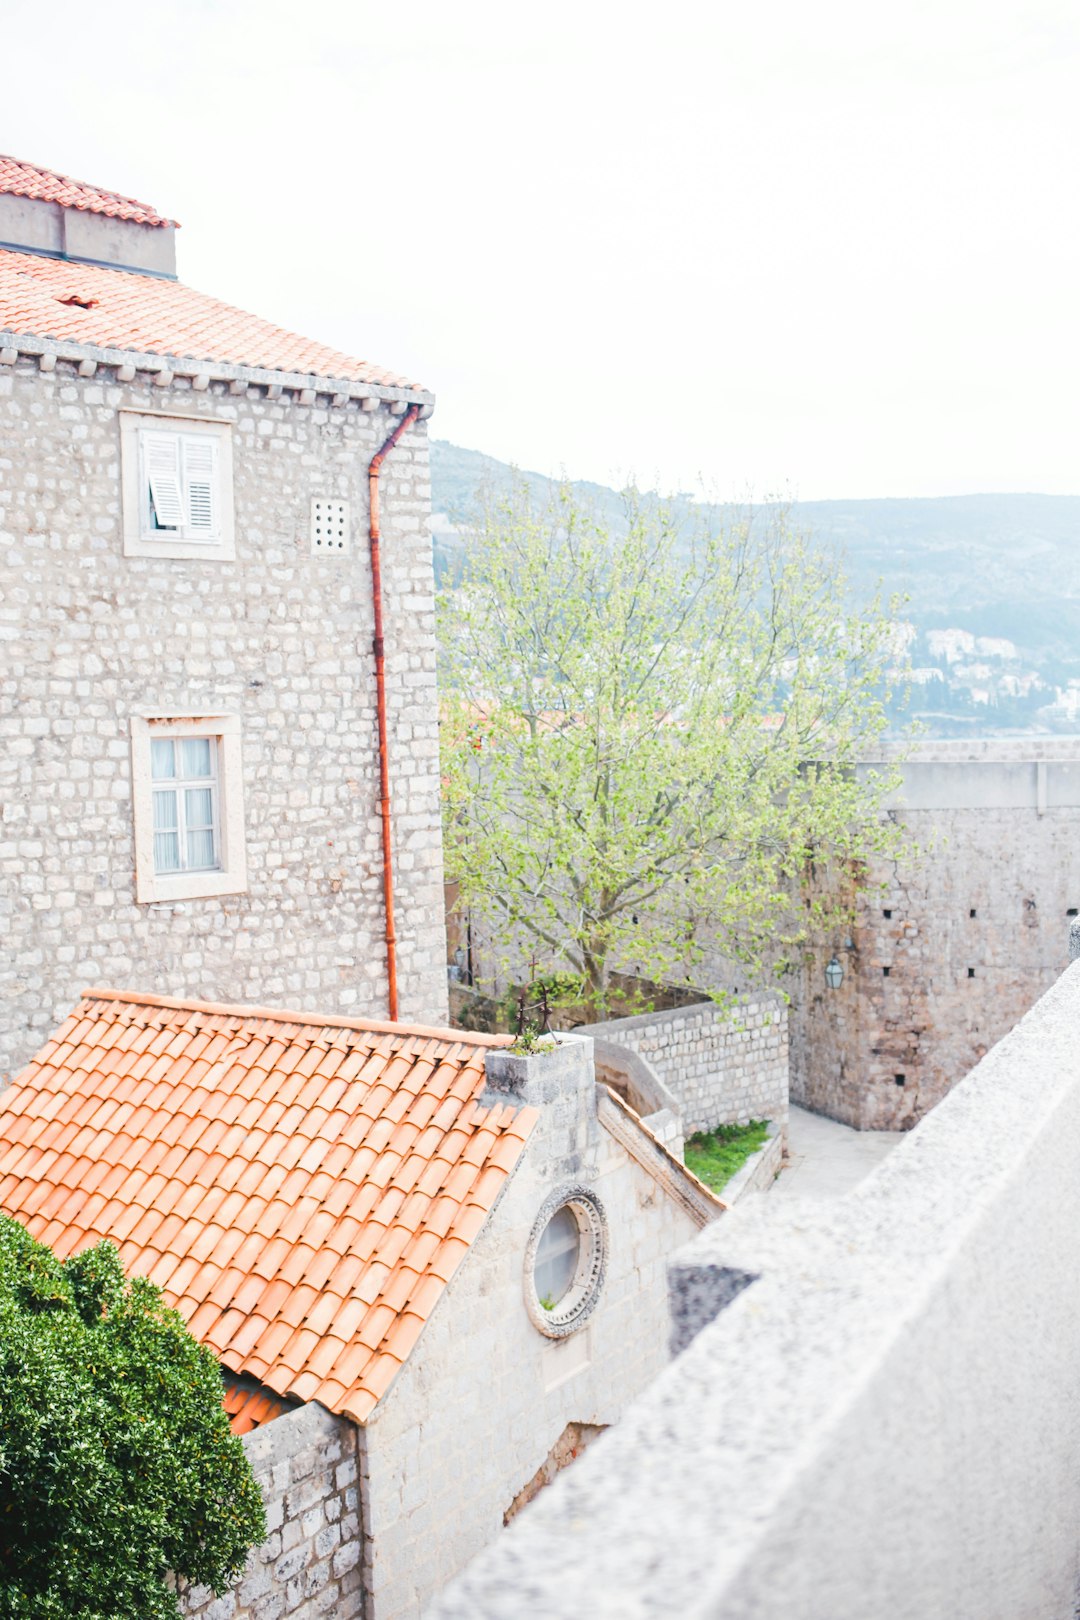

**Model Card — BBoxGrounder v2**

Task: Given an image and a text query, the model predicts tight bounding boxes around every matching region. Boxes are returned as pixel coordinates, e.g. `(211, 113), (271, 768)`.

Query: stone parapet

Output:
(428, 959), (1080, 1620)
(580, 992), (789, 1138)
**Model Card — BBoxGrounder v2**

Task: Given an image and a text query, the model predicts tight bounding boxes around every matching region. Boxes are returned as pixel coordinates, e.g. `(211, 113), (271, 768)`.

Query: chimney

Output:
(483, 1033), (599, 1170)
(0, 179), (176, 279)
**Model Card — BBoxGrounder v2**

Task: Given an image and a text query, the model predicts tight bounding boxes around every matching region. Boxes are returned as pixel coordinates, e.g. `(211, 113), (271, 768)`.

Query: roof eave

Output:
(0, 328), (435, 410)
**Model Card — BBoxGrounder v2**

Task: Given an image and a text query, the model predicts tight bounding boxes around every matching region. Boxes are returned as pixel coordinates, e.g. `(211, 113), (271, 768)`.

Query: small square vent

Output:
(311, 498), (350, 554)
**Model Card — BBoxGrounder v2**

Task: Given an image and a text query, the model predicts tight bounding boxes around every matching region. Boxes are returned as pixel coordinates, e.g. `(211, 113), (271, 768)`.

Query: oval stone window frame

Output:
(524, 1185), (608, 1339)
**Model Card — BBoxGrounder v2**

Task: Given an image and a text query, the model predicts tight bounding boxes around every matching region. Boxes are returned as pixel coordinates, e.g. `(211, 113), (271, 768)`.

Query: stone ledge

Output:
(719, 1121), (785, 1205)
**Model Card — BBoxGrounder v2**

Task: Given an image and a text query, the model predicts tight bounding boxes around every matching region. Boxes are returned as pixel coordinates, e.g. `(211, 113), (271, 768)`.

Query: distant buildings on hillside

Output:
(884, 619), (1072, 732)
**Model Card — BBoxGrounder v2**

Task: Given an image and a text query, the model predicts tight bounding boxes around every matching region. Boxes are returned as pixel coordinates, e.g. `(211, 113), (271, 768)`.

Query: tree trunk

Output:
(582, 947), (610, 1024)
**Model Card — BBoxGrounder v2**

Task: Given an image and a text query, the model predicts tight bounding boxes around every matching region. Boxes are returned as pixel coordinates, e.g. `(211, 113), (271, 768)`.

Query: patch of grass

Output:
(684, 1120), (770, 1193)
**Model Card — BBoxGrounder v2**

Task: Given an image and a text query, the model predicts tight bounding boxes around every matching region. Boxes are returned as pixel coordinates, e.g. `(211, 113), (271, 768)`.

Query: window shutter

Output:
(143, 432), (184, 529)
(182, 435), (218, 537)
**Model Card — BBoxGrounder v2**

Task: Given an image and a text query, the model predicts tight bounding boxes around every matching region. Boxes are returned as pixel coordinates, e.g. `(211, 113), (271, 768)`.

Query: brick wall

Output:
(581, 993), (789, 1137)
(0, 357), (447, 1075)
(178, 1402), (363, 1620)
(793, 740), (1080, 1128)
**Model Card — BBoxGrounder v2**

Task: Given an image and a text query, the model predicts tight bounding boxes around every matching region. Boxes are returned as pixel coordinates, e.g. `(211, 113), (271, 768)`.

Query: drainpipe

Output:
(368, 402), (421, 1021)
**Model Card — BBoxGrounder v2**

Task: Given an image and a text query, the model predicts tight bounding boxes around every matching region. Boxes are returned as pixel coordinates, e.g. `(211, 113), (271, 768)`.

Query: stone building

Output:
(793, 739), (1080, 1128)
(0, 987), (718, 1619)
(0, 154), (445, 1077)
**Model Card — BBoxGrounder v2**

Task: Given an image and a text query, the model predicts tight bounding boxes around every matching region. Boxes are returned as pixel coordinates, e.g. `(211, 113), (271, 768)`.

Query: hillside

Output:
(430, 440), (1080, 734)
(431, 442), (1080, 652)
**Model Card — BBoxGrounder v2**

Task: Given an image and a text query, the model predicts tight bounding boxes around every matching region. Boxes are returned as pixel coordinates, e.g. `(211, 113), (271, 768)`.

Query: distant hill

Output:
(430, 441), (1080, 702)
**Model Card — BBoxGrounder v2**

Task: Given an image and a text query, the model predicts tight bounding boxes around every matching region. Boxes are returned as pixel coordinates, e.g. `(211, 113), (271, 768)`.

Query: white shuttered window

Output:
(140, 428), (220, 541)
(182, 435), (217, 535)
(122, 412), (234, 561)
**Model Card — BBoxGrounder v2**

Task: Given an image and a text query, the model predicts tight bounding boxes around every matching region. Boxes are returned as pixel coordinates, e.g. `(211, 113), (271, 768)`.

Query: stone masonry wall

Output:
(428, 959), (1080, 1620)
(0, 356), (447, 1076)
(178, 1402), (363, 1620)
(793, 740), (1080, 1129)
(358, 1034), (703, 1619)
(581, 993), (789, 1138)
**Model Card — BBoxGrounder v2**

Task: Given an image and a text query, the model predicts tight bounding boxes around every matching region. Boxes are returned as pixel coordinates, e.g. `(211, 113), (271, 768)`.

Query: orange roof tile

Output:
(0, 155), (177, 227)
(0, 246), (425, 390)
(0, 990), (532, 1425)
(222, 1373), (299, 1437)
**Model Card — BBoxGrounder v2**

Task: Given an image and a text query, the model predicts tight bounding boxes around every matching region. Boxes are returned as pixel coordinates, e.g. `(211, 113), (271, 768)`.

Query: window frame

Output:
(524, 1187), (608, 1340)
(533, 1205), (582, 1308)
(120, 410), (236, 561)
(149, 734), (222, 878)
(131, 713), (247, 903)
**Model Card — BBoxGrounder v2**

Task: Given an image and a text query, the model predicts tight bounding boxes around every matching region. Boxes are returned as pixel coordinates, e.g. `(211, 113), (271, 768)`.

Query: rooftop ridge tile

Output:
(77, 988), (512, 1049)
(0, 155), (177, 227)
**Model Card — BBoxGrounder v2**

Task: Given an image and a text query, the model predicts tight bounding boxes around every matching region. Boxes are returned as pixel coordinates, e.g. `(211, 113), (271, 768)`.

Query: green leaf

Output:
(0, 1216), (266, 1619)
(439, 478), (913, 1018)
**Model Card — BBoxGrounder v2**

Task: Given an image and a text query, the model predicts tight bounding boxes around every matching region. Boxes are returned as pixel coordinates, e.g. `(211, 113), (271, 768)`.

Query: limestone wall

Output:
(359, 1034), (704, 1619)
(581, 993), (789, 1137)
(178, 1403), (363, 1620)
(429, 959), (1080, 1620)
(793, 739), (1080, 1128)
(0, 355), (447, 1075)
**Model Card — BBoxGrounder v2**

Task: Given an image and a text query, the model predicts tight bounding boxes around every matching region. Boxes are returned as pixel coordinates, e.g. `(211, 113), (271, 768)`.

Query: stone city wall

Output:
(793, 739), (1080, 1128)
(0, 356), (447, 1076)
(581, 993), (789, 1138)
(179, 1402), (363, 1620)
(430, 956), (1080, 1620)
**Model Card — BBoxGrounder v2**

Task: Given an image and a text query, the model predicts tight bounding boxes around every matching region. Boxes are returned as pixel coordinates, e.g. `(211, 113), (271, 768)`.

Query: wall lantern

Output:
(824, 955), (844, 990)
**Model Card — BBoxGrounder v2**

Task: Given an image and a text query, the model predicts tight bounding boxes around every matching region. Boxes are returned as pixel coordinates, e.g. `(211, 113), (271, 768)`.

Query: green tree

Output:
(439, 481), (908, 1018)
(0, 1215), (265, 1620)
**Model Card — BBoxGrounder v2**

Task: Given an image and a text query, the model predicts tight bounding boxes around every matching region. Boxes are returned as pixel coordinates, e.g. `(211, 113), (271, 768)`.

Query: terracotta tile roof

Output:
(0, 990), (534, 1424)
(0, 155), (176, 228)
(0, 247), (422, 390)
(223, 1373), (299, 1437)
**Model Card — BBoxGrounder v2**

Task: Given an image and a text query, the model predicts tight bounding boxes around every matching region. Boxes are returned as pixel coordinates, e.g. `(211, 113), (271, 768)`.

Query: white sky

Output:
(6, 0), (1080, 500)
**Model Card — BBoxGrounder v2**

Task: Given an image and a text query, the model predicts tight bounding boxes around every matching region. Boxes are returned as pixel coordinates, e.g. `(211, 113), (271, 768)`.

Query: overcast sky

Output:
(7, 0), (1080, 500)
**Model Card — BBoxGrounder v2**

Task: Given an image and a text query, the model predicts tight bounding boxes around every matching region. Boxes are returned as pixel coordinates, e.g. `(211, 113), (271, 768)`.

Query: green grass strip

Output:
(684, 1119), (770, 1193)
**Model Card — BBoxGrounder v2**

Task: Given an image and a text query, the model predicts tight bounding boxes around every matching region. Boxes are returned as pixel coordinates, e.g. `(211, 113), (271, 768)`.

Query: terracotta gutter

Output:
(368, 404), (421, 1021)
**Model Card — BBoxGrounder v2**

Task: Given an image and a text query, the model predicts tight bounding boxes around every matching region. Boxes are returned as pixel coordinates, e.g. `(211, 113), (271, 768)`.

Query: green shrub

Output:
(0, 1215), (265, 1620)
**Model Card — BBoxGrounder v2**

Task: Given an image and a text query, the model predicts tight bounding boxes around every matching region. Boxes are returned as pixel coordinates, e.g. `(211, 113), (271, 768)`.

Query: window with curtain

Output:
(150, 735), (220, 874)
(533, 1205), (581, 1306)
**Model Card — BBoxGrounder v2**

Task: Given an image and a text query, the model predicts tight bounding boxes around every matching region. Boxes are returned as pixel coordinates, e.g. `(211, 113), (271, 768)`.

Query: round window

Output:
(524, 1187), (608, 1338)
(534, 1205), (581, 1308)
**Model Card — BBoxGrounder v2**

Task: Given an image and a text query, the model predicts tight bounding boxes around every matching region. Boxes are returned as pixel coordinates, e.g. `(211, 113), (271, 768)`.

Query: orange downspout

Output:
(368, 403), (422, 1021)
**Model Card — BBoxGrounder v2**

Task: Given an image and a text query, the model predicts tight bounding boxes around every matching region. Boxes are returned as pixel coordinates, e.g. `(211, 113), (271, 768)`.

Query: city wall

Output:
(429, 953), (1080, 1620)
(793, 738), (1080, 1128)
